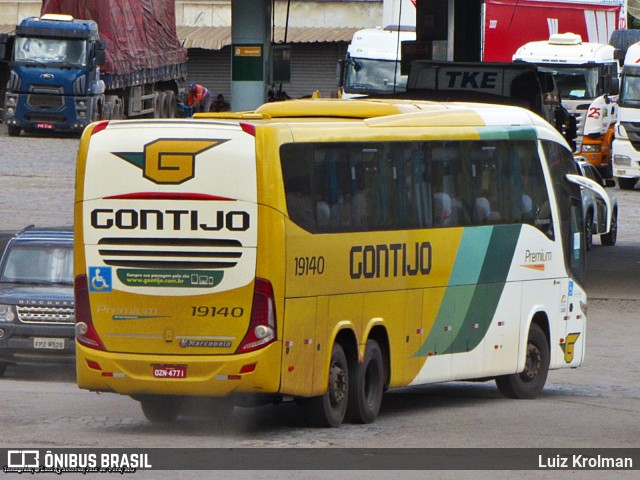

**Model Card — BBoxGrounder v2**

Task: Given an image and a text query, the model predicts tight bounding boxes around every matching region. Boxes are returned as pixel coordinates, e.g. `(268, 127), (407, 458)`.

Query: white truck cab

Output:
(340, 26), (416, 98)
(612, 41), (640, 189)
(514, 33), (620, 177)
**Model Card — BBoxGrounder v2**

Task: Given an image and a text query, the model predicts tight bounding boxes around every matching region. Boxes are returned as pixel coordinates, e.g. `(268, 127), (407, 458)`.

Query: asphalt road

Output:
(0, 124), (639, 479)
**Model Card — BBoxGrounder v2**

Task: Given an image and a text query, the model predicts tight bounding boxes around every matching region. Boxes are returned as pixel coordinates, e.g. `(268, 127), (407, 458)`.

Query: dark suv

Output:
(0, 226), (74, 377)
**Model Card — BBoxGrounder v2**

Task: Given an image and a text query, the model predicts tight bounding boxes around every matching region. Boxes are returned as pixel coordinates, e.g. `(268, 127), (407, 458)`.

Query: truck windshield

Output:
(619, 73), (640, 106)
(539, 66), (599, 100)
(0, 245), (73, 285)
(14, 36), (87, 66)
(344, 58), (407, 94)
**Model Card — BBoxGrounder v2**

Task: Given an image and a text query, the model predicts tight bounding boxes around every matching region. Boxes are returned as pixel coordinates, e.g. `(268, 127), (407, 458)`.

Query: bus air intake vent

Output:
(97, 238), (243, 269)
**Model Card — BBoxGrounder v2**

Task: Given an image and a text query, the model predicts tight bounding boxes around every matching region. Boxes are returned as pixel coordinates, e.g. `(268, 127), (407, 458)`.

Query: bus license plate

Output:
(153, 365), (187, 378)
(36, 123), (54, 130)
(33, 337), (65, 349)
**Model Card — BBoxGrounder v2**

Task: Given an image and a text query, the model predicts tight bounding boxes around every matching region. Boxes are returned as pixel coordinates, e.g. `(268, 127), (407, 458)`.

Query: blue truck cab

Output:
(3, 14), (105, 136)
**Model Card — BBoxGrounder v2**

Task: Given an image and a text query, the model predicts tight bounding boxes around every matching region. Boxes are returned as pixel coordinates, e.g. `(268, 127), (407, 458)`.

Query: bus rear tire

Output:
(347, 339), (384, 424)
(304, 343), (349, 427)
(495, 323), (549, 399)
(139, 395), (183, 423)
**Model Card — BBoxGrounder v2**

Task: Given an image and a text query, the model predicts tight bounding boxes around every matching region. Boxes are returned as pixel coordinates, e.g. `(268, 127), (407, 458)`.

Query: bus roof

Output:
(194, 98), (560, 134)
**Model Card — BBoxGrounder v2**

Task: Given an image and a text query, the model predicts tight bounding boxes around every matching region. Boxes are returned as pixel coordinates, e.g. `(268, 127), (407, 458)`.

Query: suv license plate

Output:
(33, 337), (65, 349)
(153, 365), (187, 378)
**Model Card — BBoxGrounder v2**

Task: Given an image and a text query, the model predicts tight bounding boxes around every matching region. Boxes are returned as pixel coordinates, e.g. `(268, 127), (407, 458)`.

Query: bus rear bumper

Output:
(75, 342), (282, 397)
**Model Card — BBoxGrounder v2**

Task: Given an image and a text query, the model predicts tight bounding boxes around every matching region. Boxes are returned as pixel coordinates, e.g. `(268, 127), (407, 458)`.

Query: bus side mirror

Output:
(566, 173), (612, 229)
(94, 40), (106, 66)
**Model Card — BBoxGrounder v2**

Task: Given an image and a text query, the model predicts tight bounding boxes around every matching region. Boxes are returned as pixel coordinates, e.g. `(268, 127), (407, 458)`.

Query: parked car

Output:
(0, 226), (74, 377)
(576, 159), (618, 250)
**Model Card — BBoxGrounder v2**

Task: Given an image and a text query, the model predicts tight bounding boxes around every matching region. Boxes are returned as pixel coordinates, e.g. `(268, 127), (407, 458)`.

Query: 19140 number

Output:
(294, 256), (325, 276)
(190, 306), (244, 317)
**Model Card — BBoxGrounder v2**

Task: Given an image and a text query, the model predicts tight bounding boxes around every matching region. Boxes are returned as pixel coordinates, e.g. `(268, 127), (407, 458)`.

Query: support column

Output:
(231, 0), (271, 111)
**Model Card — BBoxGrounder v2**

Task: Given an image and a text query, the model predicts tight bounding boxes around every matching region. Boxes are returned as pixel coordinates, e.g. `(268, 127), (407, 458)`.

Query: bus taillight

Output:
(236, 278), (277, 353)
(74, 274), (105, 350)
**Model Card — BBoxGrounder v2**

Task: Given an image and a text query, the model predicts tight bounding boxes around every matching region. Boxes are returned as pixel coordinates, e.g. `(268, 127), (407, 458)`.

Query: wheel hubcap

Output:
(522, 343), (542, 381)
(328, 362), (347, 406)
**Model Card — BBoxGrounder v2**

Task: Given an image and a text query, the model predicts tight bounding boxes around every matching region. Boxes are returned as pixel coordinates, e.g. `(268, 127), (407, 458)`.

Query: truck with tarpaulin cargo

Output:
(0, 0), (187, 136)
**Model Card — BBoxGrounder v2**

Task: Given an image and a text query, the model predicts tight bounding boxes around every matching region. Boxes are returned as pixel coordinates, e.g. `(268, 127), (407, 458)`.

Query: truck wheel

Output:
(165, 90), (177, 118)
(7, 126), (20, 137)
(495, 323), (549, 399)
(303, 343), (349, 427)
(139, 395), (183, 423)
(347, 339), (384, 424)
(155, 91), (167, 118)
(601, 208), (618, 246)
(114, 98), (125, 119)
(618, 177), (637, 190)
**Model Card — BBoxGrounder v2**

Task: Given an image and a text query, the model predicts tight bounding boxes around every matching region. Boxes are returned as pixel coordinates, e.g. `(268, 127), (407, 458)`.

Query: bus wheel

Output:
(304, 343), (349, 427)
(0, 362), (7, 378)
(7, 126), (20, 137)
(139, 395), (183, 423)
(496, 323), (549, 399)
(347, 339), (384, 424)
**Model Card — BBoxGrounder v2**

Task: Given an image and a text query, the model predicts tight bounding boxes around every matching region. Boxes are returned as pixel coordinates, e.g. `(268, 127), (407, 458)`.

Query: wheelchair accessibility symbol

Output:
(89, 266), (112, 292)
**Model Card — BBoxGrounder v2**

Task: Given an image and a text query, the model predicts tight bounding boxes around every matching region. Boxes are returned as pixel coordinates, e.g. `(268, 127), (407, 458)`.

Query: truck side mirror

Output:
(609, 76), (620, 96)
(337, 59), (345, 88)
(614, 49), (624, 62)
(0, 33), (8, 61)
(94, 40), (106, 66)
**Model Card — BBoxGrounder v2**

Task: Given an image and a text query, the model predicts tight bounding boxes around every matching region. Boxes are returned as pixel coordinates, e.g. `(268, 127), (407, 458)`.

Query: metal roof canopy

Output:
(177, 26), (359, 50)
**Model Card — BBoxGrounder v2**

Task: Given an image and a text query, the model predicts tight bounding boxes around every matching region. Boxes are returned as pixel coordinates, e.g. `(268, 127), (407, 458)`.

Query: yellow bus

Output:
(74, 99), (608, 427)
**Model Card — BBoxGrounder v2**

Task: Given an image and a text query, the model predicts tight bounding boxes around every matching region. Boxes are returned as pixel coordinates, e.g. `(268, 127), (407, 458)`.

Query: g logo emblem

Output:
(114, 138), (226, 184)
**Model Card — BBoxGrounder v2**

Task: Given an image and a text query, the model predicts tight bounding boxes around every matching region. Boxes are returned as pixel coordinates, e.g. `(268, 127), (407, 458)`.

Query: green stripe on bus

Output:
(414, 224), (522, 357)
(476, 127), (537, 141)
(414, 227), (492, 357)
(446, 224), (522, 354)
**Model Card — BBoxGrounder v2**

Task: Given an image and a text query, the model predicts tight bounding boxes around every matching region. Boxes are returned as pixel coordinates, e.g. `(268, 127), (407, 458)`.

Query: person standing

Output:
(187, 83), (213, 112)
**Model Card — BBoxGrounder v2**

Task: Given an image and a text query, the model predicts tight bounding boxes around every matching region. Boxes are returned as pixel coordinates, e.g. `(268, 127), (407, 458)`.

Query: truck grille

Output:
(97, 237), (244, 270)
(27, 86), (65, 110)
(17, 305), (75, 324)
(27, 94), (64, 110)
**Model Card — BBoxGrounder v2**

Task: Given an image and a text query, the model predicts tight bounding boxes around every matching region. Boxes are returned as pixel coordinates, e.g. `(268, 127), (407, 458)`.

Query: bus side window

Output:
(281, 144), (316, 232)
(523, 142), (554, 239)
